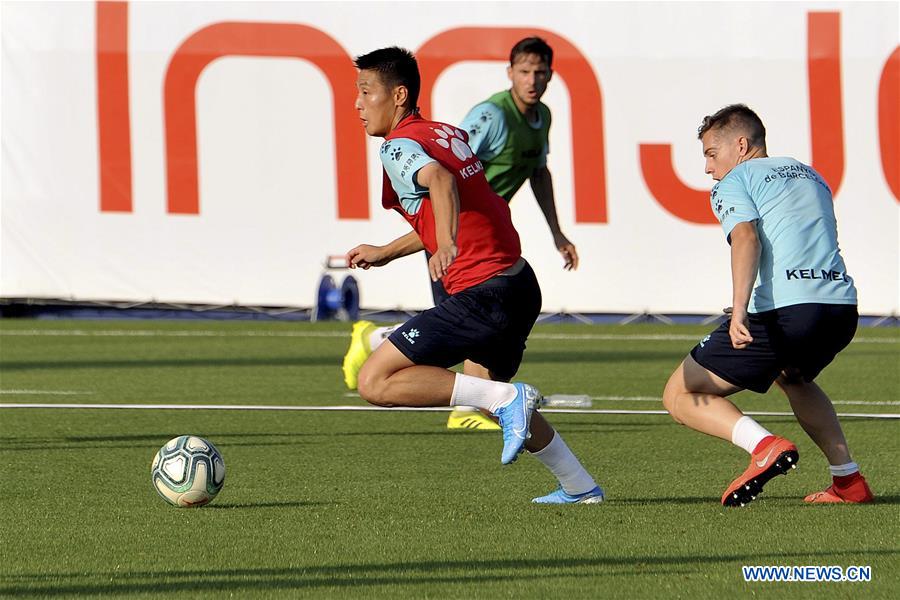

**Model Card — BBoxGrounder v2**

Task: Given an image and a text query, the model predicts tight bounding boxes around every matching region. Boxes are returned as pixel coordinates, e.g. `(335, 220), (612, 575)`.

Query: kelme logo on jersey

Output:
(711, 187), (723, 214)
(785, 269), (850, 282)
(380, 142), (404, 162)
(401, 328), (420, 345)
(431, 125), (473, 162)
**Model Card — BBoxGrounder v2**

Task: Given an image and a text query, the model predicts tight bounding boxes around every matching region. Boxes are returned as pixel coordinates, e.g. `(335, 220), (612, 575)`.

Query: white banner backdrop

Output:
(2, 1), (898, 314)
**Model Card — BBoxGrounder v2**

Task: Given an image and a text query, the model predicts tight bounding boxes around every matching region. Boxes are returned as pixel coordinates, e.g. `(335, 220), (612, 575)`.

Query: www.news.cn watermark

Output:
(743, 565), (872, 582)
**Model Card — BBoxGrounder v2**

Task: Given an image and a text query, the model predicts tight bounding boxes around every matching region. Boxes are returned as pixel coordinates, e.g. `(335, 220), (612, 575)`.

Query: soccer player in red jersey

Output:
(346, 47), (603, 504)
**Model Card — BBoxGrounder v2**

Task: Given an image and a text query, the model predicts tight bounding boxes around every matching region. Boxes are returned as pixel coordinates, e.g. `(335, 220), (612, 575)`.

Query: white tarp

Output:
(2, 1), (898, 314)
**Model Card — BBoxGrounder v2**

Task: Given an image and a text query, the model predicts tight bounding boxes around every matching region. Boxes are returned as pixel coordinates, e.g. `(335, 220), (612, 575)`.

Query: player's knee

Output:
(661, 377), (683, 424)
(357, 369), (390, 407)
(775, 368), (805, 389)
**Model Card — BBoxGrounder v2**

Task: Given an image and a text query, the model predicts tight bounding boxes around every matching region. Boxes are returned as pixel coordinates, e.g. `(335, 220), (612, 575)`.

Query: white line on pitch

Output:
(0, 390), (94, 396)
(344, 392), (900, 406)
(590, 395), (900, 406)
(0, 329), (895, 344)
(1, 403), (897, 419)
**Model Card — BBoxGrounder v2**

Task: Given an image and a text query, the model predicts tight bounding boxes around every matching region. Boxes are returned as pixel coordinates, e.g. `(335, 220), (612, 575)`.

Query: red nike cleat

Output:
(805, 475), (874, 504)
(721, 436), (799, 507)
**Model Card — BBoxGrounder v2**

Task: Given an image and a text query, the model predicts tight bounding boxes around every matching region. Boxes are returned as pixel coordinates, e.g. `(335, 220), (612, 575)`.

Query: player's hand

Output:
(346, 244), (390, 269)
(728, 309), (753, 349)
(554, 233), (579, 271)
(429, 244), (458, 281)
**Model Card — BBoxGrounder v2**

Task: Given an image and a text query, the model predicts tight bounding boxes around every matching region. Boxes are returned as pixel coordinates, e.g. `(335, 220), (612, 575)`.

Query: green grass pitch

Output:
(1, 319), (898, 598)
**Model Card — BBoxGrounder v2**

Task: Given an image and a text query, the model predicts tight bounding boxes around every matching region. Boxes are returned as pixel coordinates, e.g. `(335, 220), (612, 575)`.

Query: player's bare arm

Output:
(728, 220), (761, 349)
(530, 165), (578, 270)
(347, 231), (424, 270)
(415, 161), (459, 282)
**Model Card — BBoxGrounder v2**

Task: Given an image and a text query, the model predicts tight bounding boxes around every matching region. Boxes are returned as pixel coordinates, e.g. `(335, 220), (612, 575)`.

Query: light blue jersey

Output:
(712, 157), (857, 313)
(459, 102), (548, 167)
(379, 138), (436, 215)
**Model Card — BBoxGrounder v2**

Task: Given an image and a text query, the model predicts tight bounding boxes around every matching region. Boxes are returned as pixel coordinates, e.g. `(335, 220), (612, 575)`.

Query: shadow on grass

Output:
(610, 496), (718, 506)
(0, 355), (337, 371)
(0, 440), (314, 452)
(0, 429), (512, 453)
(205, 501), (336, 510)
(524, 349), (680, 364)
(2, 549), (896, 596)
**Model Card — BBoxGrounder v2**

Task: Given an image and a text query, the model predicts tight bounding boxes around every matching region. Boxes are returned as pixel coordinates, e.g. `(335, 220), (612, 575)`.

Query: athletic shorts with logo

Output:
(690, 303), (858, 393)
(388, 261), (541, 381)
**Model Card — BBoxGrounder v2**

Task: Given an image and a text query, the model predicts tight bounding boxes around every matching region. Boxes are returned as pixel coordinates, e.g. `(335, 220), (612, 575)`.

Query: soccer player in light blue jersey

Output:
(662, 104), (873, 507)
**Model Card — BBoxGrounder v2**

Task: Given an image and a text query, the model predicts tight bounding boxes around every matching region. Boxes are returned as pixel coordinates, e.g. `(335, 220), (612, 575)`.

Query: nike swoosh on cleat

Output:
(756, 447), (777, 468)
(512, 396), (528, 438)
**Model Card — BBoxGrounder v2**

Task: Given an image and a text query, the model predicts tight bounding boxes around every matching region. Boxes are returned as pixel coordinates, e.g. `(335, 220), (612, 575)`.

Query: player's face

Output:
(507, 53), (552, 107)
(355, 70), (399, 137)
(701, 129), (743, 181)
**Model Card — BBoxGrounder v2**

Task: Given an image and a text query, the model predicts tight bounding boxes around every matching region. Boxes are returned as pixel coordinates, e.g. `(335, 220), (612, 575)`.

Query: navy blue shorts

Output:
(690, 303), (858, 393)
(389, 261), (541, 381)
(423, 251), (451, 306)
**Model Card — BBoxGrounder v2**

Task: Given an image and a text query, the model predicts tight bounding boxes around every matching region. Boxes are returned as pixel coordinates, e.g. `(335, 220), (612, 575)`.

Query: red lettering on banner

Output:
(878, 47), (900, 202)
(417, 28), (607, 223)
(807, 12), (844, 194)
(639, 12), (845, 224)
(639, 145), (713, 224)
(164, 22), (367, 217)
(96, 1), (132, 212)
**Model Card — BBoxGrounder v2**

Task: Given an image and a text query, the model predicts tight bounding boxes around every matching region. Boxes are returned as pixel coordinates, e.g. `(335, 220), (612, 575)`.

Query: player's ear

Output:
(737, 136), (749, 156)
(394, 85), (408, 109)
(506, 64), (514, 82)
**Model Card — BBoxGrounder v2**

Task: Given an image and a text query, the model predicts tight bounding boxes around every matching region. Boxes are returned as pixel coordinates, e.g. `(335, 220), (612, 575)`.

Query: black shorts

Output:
(389, 260), (541, 381)
(690, 303), (858, 393)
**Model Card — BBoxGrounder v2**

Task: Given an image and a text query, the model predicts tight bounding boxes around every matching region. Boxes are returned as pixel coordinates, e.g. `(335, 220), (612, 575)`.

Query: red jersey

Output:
(382, 114), (521, 294)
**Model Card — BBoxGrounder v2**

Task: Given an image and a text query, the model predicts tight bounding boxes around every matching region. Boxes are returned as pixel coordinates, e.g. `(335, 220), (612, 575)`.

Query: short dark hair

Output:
(697, 104), (767, 149)
(354, 47), (420, 109)
(510, 37), (553, 68)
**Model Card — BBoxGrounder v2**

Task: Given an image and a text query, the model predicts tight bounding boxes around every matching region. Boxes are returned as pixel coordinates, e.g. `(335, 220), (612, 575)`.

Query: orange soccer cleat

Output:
(721, 436), (799, 507)
(804, 474), (874, 504)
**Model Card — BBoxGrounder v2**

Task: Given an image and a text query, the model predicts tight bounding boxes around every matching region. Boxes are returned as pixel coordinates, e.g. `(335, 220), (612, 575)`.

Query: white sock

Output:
(449, 374), (517, 414)
(368, 325), (400, 351)
(450, 406), (478, 413)
(829, 461), (859, 477)
(730, 416), (772, 454)
(531, 432), (597, 495)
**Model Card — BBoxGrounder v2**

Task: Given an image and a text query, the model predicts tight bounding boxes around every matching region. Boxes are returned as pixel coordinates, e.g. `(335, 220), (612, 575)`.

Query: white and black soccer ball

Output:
(151, 435), (225, 507)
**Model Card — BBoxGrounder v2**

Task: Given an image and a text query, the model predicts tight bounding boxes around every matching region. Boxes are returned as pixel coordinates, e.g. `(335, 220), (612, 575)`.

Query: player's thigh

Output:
(689, 316), (781, 393)
(470, 266), (542, 380)
(775, 303), (858, 382)
(358, 339), (417, 385)
(386, 303), (471, 370)
(666, 354), (743, 398)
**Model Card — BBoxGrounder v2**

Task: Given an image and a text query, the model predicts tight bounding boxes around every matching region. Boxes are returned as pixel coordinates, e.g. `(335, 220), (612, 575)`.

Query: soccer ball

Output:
(151, 435), (225, 507)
